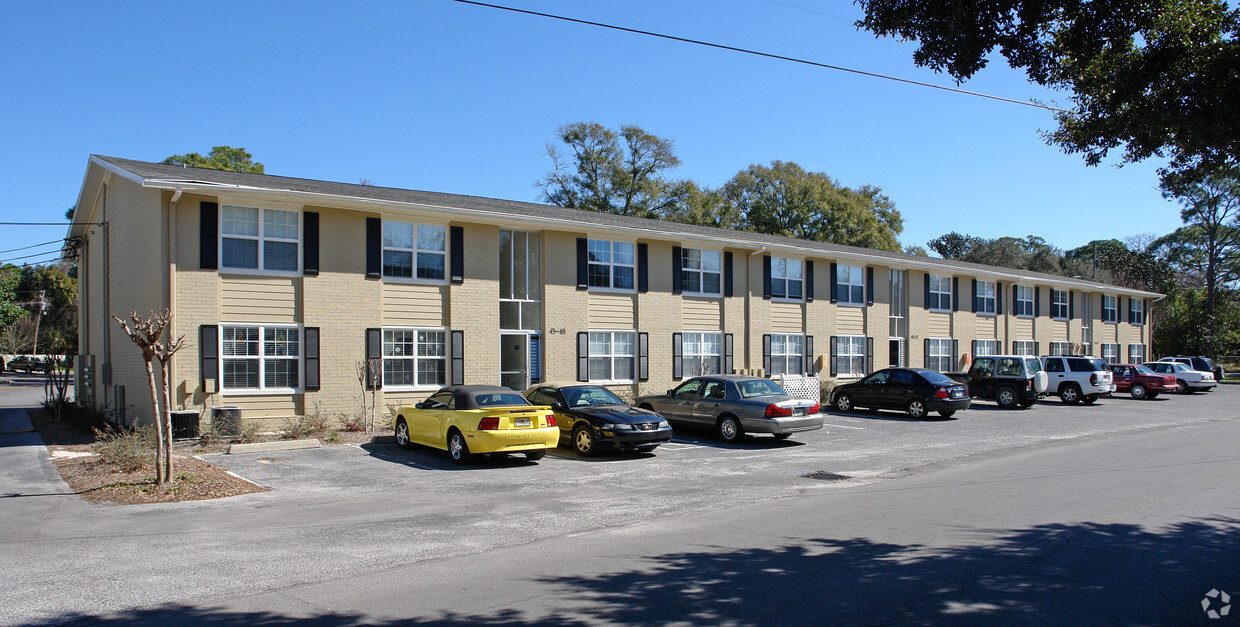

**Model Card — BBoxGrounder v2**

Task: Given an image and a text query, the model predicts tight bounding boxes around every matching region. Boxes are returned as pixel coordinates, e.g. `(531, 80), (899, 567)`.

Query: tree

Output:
(113, 311), (183, 485)
(13, 263), (78, 355)
(1064, 239), (1175, 293)
(857, 0), (1240, 180)
(162, 146), (265, 174)
(539, 122), (689, 219)
(0, 269), (24, 331)
(1154, 164), (1240, 316)
(721, 161), (904, 251)
(658, 181), (743, 229)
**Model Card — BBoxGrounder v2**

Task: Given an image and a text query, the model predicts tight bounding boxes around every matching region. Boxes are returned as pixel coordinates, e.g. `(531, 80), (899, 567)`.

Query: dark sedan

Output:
(525, 383), (671, 457)
(830, 368), (970, 419)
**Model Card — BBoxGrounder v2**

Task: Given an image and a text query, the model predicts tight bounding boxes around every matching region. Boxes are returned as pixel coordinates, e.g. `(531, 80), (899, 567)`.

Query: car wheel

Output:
(1059, 384), (1081, 404)
(939, 410), (956, 418)
(906, 399), (927, 419)
(1130, 384), (1148, 400)
(834, 393), (853, 413)
(394, 418), (413, 449)
(523, 449), (546, 461)
(447, 430), (474, 465)
(1081, 395), (1098, 404)
(718, 415), (744, 443)
(572, 425), (596, 457)
(1176, 379), (1189, 393)
(773, 433), (791, 440)
(995, 386), (1018, 408)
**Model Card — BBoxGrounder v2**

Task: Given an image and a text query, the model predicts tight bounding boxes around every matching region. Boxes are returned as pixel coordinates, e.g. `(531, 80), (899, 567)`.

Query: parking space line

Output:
(821, 423), (866, 430)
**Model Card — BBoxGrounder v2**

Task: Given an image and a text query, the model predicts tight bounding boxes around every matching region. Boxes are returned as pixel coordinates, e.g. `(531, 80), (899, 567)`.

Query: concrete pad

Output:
(227, 439), (321, 455)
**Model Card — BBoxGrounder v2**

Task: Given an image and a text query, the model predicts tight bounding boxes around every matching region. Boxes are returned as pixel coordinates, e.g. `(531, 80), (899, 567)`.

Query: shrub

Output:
(93, 425), (155, 473)
(235, 421), (263, 444)
(339, 412), (368, 432)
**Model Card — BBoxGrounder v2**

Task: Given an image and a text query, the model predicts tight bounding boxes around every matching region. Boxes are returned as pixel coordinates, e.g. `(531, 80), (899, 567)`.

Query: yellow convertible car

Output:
(392, 385), (559, 464)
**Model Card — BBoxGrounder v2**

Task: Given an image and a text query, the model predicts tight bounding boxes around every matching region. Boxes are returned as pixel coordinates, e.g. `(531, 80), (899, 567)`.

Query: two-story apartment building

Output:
(67, 155), (1159, 427)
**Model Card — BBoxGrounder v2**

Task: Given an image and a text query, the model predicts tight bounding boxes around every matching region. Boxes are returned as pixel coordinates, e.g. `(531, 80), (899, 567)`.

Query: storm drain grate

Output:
(801, 471), (851, 482)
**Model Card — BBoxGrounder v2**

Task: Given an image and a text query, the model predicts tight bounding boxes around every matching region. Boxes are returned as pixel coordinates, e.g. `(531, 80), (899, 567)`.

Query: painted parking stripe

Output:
(821, 423), (866, 430)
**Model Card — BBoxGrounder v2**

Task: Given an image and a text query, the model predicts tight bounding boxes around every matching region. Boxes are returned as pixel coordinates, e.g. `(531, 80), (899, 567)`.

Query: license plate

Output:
(793, 408), (807, 416)
(514, 417), (532, 428)
(952, 390), (964, 398)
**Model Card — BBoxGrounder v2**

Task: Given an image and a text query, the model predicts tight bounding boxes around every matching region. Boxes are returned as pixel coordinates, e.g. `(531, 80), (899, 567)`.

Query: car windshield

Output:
(1134, 365), (1156, 375)
(474, 393), (530, 407)
(561, 386), (626, 407)
(921, 371), (957, 386)
(738, 379), (786, 398)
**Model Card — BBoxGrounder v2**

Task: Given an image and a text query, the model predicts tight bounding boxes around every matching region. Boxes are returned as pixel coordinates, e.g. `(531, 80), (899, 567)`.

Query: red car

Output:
(1109, 364), (1178, 399)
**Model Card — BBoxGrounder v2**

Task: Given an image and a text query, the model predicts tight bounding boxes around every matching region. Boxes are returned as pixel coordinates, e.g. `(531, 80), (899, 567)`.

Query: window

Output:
(1049, 341), (1071, 356)
(1101, 343), (1120, 364)
(973, 339), (999, 357)
(681, 249), (722, 296)
(771, 258), (803, 300)
(588, 331), (635, 381)
(1051, 289), (1069, 319)
(1015, 285), (1035, 317)
(1130, 299), (1145, 324)
(221, 324), (300, 391)
(382, 328), (446, 388)
(837, 265), (865, 305)
(889, 270), (907, 338)
(977, 281), (996, 314)
(588, 240), (635, 290)
(682, 332), (722, 376)
(221, 205), (299, 272)
(834, 335), (866, 378)
(928, 275), (952, 311)
(1102, 295), (1118, 323)
(1128, 344), (1145, 363)
(925, 338), (954, 372)
(1011, 340), (1037, 356)
(500, 230), (542, 331)
(383, 222), (445, 280)
(769, 333), (805, 376)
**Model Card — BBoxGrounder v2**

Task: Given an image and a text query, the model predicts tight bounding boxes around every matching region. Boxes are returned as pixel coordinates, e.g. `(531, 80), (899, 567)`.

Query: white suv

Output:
(1040, 356), (1115, 404)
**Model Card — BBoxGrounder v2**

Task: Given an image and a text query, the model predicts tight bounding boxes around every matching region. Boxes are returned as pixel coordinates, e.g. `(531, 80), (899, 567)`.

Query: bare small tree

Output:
(153, 333), (186, 481)
(112, 310), (181, 485)
(355, 358), (381, 433)
(0, 315), (37, 354)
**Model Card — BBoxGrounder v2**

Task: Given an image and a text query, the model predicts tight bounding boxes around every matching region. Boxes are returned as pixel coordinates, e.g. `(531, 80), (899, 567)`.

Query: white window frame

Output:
(1128, 344), (1146, 363)
(837, 264), (865, 307)
(834, 335), (866, 378)
(926, 338), (954, 372)
(1011, 340), (1037, 356)
(220, 323), (302, 394)
(588, 330), (636, 383)
(1015, 285), (1035, 317)
(1130, 299), (1145, 325)
(928, 275), (952, 312)
(500, 230), (542, 331)
(382, 221), (447, 282)
(974, 339), (999, 357)
(771, 258), (804, 301)
(682, 331), (723, 376)
(977, 280), (996, 315)
(587, 240), (636, 292)
(681, 248), (722, 297)
(1051, 289), (1069, 320)
(1101, 342), (1120, 364)
(1049, 341), (1071, 356)
(769, 333), (805, 376)
(220, 204), (302, 275)
(381, 327), (447, 390)
(1102, 295), (1118, 323)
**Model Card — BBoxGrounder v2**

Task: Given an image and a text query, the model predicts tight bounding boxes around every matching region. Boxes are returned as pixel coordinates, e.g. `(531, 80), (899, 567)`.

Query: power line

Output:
(1, 250), (65, 265)
(448, 0), (1065, 112)
(0, 239), (62, 254)
(764, 0), (850, 23)
(0, 221), (102, 226)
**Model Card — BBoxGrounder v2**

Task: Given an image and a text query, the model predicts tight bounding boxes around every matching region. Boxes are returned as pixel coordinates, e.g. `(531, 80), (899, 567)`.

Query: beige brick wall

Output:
(448, 221), (501, 388)
(542, 230), (587, 384)
(636, 240), (680, 396)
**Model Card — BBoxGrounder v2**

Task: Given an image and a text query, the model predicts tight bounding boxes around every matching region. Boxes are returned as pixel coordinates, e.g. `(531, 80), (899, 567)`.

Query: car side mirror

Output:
(414, 402), (424, 409)
(667, 389), (675, 396)
(550, 402), (565, 411)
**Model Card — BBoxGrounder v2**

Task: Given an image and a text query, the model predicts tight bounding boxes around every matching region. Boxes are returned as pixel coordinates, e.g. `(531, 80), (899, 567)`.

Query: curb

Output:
(227, 439), (322, 455)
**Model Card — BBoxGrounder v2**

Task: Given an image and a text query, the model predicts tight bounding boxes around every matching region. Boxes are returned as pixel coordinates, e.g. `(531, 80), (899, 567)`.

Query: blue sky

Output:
(0, 0), (1182, 266)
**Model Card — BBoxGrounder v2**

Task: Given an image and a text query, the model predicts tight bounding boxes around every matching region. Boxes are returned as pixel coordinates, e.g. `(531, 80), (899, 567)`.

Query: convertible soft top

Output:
(440, 385), (533, 410)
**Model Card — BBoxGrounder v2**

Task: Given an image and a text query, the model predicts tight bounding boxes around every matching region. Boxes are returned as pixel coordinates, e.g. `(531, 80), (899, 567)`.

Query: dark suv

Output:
(1158, 356), (1224, 382)
(7, 356), (49, 374)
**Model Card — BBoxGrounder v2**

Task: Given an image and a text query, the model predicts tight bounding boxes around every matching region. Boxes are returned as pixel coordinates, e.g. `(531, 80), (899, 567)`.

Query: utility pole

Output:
(32, 290), (46, 356)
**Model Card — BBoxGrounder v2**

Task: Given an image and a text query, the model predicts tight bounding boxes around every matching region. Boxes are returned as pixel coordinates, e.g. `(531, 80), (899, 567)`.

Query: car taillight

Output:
(1090, 373), (1097, 385)
(545, 414), (557, 427)
(1025, 379), (1033, 390)
(807, 403), (820, 414)
(478, 417), (499, 430)
(765, 404), (793, 418)
(936, 387), (950, 399)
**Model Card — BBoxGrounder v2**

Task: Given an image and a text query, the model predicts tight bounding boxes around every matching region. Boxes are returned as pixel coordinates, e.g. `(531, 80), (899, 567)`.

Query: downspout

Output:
(168, 187), (181, 408)
(745, 247), (767, 373)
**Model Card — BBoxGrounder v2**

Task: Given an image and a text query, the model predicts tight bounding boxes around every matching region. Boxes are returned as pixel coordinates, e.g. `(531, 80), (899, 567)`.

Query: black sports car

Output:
(829, 367), (970, 419)
(524, 383), (672, 456)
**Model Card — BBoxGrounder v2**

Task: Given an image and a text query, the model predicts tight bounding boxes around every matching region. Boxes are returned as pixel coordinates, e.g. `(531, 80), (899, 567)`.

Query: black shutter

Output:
(199, 325), (219, 389)
(762, 334), (772, 374)
(829, 262), (839, 303)
(1035, 287), (1042, 317)
(1143, 298), (1149, 325)
(923, 273), (931, 310)
(924, 338), (931, 368)
(997, 282), (1004, 315)
(638, 332), (649, 381)
(952, 339), (959, 369)
(365, 328), (382, 389)
(200, 202), (218, 270)
(829, 336), (838, 377)
(953, 277), (960, 312)
(1127, 297), (1134, 323)
(724, 333), (734, 374)
(762, 256), (772, 299)
(638, 243), (649, 293)
(576, 238), (588, 290)
(1034, 341), (1041, 356)
(576, 332), (589, 381)
(723, 252), (734, 297)
(450, 226), (464, 284)
(303, 211), (319, 276)
(671, 245), (682, 295)
(806, 260), (815, 302)
(972, 340), (978, 358)
(450, 330), (464, 385)
(304, 327), (320, 390)
(366, 218), (381, 279)
(971, 279), (978, 313)
(1013, 285), (1019, 315)
(805, 335), (814, 374)
(866, 266), (874, 305)
(865, 337), (874, 374)
(1069, 291), (1075, 320)
(672, 333), (683, 380)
